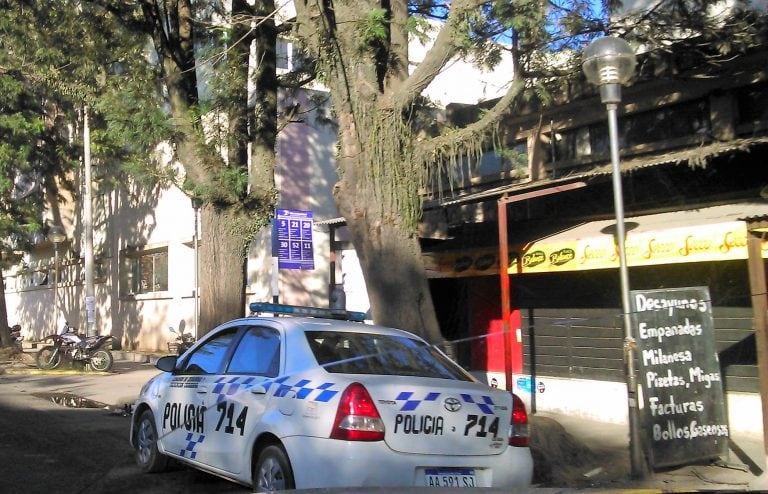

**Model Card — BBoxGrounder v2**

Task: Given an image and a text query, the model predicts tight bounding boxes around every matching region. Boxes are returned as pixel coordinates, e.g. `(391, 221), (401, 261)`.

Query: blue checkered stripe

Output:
(459, 393), (495, 414)
(211, 376), (260, 404)
(210, 375), (339, 403)
(395, 391), (441, 411)
(179, 432), (205, 459)
(268, 376), (339, 402)
(395, 391), (496, 414)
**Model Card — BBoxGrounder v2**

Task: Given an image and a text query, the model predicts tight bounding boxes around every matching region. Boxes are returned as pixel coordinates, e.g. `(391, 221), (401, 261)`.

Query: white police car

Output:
(130, 303), (533, 491)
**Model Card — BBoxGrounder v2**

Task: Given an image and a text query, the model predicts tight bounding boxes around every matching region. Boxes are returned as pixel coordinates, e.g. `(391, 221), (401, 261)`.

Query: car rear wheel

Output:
(253, 444), (295, 491)
(135, 409), (169, 473)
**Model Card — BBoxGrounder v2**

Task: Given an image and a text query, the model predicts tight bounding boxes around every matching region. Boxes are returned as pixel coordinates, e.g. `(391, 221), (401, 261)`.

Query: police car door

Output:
(203, 324), (282, 474)
(160, 327), (239, 468)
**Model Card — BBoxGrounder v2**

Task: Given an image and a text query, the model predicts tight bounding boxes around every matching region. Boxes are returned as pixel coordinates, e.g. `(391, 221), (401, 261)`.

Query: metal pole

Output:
(497, 195), (513, 391)
(606, 102), (645, 477)
(193, 205), (199, 340)
(84, 106), (96, 337)
(53, 242), (60, 322)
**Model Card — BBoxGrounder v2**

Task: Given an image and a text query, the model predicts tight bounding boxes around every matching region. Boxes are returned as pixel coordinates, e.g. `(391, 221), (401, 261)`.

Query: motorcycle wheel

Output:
(89, 349), (114, 372)
(36, 346), (62, 370)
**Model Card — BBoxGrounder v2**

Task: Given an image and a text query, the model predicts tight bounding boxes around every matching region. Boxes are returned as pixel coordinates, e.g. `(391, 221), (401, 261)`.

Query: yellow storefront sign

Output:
(423, 221), (768, 278)
(512, 221), (765, 274)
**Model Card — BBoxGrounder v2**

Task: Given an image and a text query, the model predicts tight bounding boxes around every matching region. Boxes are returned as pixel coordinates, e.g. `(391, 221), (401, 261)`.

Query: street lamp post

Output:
(582, 36), (647, 478)
(191, 198), (202, 341)
(48, 225), (67, 326)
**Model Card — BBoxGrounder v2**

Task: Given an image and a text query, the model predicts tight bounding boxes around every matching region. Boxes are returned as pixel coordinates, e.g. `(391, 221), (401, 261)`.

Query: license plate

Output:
(424, 468), (476, 487)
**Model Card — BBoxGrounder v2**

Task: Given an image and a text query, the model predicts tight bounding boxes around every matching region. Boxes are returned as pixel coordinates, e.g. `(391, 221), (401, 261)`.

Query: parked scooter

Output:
(167, 326), (195, 355)
(36, 322), (114, 372)
(7, 324), (23, 349)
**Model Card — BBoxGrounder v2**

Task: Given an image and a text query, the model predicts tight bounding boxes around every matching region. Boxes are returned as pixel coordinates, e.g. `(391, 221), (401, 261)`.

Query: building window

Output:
(121, 247), (168, 295)
(546, 98), (711, 164)
(277, 38), (291, 70)
(736, 81), (768, 126)
(277, 38), (313, 73)
(547, 127), (591, 163)
(591, 99), (710, 154)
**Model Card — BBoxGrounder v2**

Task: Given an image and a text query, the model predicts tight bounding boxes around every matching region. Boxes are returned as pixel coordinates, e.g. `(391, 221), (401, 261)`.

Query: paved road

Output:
(0, 358), (250, 494)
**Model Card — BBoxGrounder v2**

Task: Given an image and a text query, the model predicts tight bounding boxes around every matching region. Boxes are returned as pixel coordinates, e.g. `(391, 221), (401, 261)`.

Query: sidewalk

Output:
(1, 347), (765, 492)
(530, 410), (765, 491)
(0, 347), (162, 410)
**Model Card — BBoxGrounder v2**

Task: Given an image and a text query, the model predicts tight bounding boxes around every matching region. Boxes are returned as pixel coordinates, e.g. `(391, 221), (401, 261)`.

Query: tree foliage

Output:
(0, 1), (93, 343)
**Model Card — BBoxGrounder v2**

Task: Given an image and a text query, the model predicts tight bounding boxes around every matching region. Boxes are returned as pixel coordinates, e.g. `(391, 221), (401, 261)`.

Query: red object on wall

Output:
(486, 314), (522, 373)
(468, 278), (522, 375)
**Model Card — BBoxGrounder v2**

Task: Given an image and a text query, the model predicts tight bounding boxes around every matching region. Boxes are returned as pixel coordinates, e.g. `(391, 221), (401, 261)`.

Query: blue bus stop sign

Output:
(274, 209), (314, 270)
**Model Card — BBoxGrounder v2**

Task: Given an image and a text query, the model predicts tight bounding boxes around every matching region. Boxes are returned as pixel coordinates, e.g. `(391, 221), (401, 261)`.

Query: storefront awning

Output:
(510, 202), (768, 274)
(423, 202), (768, 278)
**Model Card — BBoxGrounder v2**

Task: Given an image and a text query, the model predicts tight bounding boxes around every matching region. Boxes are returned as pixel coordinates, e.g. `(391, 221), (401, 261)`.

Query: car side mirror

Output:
(156, 355), (178, 373)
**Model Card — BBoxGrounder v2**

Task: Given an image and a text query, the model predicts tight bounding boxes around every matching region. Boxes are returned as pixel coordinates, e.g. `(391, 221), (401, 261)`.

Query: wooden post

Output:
(746, 223), (768, 475)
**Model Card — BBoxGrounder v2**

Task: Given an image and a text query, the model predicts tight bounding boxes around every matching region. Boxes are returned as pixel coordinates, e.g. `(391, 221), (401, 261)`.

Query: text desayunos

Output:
(634, 294), (708, 315)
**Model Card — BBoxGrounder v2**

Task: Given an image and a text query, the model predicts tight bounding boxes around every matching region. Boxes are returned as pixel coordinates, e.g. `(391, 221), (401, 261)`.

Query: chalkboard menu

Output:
(631, 286), (729, 469)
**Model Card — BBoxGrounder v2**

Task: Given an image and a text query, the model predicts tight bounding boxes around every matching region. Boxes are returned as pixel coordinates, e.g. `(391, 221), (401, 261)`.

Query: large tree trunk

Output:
(197, 205), (248, 335)
(333, 107), (443, 343)
(292, 0), (446, 343)
(143, 0), (276, 336)
(346, 214), (442, 344)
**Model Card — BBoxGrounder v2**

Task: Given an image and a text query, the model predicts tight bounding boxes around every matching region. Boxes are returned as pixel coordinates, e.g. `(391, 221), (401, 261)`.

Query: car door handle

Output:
(196, 386), (208, 394)
(250, 384), (267, 395)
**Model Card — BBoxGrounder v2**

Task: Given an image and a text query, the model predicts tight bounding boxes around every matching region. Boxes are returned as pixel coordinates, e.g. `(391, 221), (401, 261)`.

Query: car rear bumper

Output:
(283, 436), (533, 488)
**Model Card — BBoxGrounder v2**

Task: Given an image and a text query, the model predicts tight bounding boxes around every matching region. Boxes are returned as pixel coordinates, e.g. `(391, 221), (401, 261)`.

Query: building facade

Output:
(420, 45), (767, 445)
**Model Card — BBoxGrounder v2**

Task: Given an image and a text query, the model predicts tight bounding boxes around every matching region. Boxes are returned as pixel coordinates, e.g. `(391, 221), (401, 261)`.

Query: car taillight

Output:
(330, 382), (385, 441)
(509, 393), (529, 447)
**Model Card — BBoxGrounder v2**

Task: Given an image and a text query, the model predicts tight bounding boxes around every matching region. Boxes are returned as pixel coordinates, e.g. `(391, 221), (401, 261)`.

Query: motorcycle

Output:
(36, 323), (114, 372)
(8, 324), (23, 349)
(167, 326), (195, 355)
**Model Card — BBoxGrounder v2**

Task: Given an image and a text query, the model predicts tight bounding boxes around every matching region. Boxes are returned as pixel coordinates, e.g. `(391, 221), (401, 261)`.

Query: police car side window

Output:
(227, 326), (281, 377)
(180, 329), (237, 375)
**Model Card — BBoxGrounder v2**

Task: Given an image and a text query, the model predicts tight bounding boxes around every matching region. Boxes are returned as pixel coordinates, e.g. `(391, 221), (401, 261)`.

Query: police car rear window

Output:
(306, 331), (473, 380)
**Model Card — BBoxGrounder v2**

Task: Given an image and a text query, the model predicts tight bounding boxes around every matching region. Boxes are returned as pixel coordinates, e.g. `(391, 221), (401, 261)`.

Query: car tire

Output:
(252, 444), (295, 491)
(135, 409), (169, 473)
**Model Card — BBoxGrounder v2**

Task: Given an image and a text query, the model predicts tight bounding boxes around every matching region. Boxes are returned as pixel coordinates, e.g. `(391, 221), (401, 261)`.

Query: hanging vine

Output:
(351, 96), (495, 235)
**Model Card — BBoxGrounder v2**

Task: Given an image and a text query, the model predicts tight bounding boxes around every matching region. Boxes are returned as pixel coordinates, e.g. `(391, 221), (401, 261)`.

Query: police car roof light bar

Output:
(249, 302), (367, 322)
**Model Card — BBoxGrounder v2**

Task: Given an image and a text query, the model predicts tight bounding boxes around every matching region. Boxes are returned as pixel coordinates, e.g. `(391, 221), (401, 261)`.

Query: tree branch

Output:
(417, 76), (526, 159)
(389, 0), (487, 112)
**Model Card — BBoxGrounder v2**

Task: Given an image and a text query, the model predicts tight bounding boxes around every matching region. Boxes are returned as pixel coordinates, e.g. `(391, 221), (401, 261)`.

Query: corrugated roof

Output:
(314, 136), (768, 225)
(431, 136), (768, 209)
(314, 216), (347, 226)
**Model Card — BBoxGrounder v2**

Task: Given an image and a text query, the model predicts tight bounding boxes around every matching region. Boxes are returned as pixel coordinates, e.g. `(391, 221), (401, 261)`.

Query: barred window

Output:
(121, 247), (168, 295)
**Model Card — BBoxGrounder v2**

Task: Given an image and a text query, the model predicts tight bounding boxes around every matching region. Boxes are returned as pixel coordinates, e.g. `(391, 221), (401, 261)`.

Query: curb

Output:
(1, 367), (112, 376)
(1, 350), (164, 376)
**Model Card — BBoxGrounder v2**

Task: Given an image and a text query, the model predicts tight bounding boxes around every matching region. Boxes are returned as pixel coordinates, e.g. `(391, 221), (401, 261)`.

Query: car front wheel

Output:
(253, 444), (295, 491)
(135, 409), (169, 473)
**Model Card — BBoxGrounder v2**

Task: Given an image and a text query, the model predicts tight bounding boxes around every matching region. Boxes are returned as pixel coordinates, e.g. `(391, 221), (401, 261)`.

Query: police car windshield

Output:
(306, 331), (473, 381)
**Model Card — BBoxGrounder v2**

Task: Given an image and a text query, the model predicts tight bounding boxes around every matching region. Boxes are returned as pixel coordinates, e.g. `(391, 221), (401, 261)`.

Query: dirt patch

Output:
(529, 415), (630, 488)
(0, 347), (35, 365)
